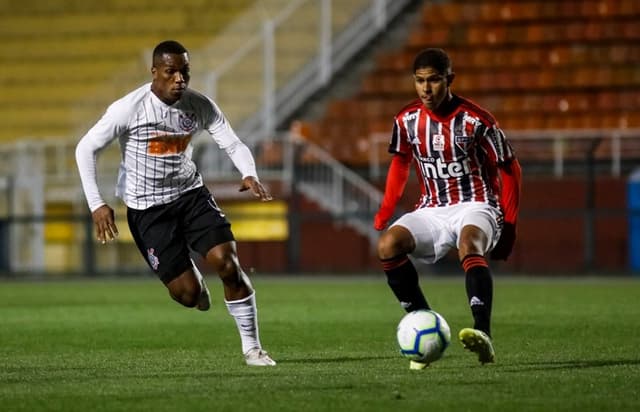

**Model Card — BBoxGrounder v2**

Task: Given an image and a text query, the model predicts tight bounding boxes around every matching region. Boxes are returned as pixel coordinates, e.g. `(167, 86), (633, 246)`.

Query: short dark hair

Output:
(152, 40), (188, 65)
(413, 48), (452, 75)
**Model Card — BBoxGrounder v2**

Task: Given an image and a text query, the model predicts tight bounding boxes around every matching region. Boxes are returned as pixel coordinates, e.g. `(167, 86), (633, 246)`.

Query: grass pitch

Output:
(1, 275), (639, 412)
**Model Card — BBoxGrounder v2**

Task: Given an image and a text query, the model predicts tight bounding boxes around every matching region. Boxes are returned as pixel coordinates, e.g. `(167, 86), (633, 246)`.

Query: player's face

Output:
(414, 67), (450, 111)
(151, 53), (191, 105)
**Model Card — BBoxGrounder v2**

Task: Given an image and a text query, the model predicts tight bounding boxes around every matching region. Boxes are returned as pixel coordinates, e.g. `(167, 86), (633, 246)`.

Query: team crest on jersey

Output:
(455, 135), (471, 152)
(179, 112), (197, 132)
(433, 134), (445, 151)
(147, 248), (159, 271)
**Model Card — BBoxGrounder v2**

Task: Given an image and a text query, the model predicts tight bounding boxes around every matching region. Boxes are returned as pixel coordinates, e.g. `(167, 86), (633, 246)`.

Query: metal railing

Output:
(197, 0), (413, 140)
(368, 128), (640, 179)
(1, 127), (639, 274)
(286, 133), (382, 248)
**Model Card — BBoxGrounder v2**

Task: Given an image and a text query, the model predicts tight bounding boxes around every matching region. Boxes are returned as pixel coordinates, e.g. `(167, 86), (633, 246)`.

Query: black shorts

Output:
(127, 186), (234, 283)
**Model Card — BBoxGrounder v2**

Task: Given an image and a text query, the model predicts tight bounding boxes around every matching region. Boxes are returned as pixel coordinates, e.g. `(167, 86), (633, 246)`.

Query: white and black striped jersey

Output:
(76, 83), (257, 211)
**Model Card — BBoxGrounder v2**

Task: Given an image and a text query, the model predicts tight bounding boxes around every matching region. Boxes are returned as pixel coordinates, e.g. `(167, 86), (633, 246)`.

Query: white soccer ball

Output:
(396, 309), (451, 363)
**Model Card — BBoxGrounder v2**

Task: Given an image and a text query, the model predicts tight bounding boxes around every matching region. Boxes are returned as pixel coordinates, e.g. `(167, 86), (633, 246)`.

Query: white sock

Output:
(225, 292), (261, 354)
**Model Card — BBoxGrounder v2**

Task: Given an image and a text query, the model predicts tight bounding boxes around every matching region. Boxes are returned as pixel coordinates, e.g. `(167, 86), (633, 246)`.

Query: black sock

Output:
(462, 254), (493, 337)
(381, 255), (430, 312)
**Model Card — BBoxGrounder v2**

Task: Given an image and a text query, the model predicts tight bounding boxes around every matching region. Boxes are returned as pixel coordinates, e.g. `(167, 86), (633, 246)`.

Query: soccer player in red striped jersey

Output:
(374, 48), (521, 367)
(76, 40), (275, 366)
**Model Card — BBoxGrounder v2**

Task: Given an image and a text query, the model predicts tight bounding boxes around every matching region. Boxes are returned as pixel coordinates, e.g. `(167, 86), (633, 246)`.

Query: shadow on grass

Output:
(277, 355), (398, 364)
(504, 358), (640, 372)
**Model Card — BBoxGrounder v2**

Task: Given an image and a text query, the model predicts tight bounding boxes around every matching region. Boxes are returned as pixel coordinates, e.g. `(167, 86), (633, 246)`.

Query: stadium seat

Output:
(0, 1), (256, 143)
(291, 0), (636, 167)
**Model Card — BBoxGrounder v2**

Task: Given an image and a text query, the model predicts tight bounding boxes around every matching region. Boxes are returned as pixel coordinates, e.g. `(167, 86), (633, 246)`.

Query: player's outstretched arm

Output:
(239, 176), (273, 202)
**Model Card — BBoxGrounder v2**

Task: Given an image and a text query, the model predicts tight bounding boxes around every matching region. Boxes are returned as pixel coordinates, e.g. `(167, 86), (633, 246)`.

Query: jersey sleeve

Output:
(479, 124), (516, 166)
(388, 117), (412, 156)
(374, 152), (412, 230)
(499, 157), (521, 224)
(474, 119), (521, 223)
(75, 101), (129, 212)
(481, 123), (521, 223)
(202, 97), (258, 179)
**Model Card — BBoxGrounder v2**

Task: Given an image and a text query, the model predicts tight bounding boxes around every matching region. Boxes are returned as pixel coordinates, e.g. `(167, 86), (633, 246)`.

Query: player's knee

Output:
(167, 276), (201, 307)
(458, 226), (489, 258)
(458, 240), (486, 260)
(173, 287), (200, 307)
(378, 228), (413, 259)
(377, 233), (396, 259)
(180, 292), (199, 307)
(216, 258), (240, 282)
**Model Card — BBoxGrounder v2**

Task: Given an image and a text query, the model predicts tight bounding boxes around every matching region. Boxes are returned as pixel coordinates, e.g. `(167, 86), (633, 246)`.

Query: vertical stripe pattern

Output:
(386, 96), (516, 209)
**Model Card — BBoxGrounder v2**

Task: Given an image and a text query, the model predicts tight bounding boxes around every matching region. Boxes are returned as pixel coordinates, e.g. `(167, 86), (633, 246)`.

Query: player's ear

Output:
(447, 72), (455, 86)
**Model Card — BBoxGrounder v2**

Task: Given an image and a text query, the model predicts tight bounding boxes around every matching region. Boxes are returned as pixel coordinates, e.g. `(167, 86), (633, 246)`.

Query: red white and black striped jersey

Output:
(76, 83), (257, 211)
(388, 95), (516, 209)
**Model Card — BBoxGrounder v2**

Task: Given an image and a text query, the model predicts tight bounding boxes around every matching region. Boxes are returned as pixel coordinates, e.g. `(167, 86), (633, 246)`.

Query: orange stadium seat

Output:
(287, 0), (639, 166)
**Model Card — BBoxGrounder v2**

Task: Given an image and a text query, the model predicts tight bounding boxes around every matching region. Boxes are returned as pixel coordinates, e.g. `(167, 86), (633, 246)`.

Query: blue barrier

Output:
(629, 169), (640, 272)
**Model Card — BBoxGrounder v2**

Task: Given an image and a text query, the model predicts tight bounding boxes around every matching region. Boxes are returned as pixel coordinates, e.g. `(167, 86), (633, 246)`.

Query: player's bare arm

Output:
(91, 204), (119, 244)
(239, 176), (272, 201)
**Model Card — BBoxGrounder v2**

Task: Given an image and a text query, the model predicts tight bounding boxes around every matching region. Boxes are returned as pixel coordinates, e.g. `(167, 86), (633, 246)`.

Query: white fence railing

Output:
(368, 129), (640, 179)
(0, 132), (383, 272)
(198, 0), (413, 141)
(286, 133), (383, 247)
(1, 127), (639, 272)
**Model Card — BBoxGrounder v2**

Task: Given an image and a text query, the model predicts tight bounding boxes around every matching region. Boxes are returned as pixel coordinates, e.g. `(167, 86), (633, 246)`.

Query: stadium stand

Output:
(0, 0), (256, 142)
(0, 0), (380, 273)
(1, 0), (367, 142)
(293, 0), (640, 166)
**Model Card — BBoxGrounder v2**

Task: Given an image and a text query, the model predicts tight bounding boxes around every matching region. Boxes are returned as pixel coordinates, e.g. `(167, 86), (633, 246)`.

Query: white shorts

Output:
(390, 202), (503, 265)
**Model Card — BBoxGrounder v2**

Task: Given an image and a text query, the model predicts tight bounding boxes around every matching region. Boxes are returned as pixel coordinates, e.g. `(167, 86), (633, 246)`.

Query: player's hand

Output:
(239, 176), (273, 201)
(373, 207), (393, 231)
(91, 204), (119, 244)
(490, 222), (516, 260)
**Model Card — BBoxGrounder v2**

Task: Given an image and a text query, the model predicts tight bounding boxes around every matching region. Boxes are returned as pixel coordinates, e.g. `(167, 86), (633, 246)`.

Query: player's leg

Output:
(382, 209), (454, 369)
(190, 259), (211, 311)
(164, 265), (207, 308)
(458, 225), (493, 337)
(204, 241), (275, 366)
(455, 205), (501, 363)
(377, 225), (431, 313)
(185, 187), (274, 366)
(162, 261), (210, 311)
(126, 205), (206, 309)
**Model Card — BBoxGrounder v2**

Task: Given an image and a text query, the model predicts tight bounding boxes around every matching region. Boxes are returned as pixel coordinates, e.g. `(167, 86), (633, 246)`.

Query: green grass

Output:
(1, 276), (639, 412)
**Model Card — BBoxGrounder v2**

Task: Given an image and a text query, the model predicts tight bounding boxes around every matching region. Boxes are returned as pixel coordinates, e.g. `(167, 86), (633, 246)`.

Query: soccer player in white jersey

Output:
(76, 40), (275, 366)
(374, 48), (522, 368)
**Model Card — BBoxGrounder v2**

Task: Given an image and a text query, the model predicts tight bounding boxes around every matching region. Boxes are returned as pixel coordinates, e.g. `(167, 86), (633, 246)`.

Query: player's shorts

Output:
(390, 202), (502, 265)
(127, 185), (234, 283)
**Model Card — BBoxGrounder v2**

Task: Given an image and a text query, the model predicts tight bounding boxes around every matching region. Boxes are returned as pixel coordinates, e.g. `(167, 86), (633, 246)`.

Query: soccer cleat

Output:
(244, 348), (277, 366)
(459, 328), (495, 364)
(196, 277), (211, 311)
(409, 360), (428, 370)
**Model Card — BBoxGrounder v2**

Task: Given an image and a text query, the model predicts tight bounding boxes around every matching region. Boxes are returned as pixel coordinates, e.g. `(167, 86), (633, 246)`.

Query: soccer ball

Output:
(396, 309), (451, 363)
